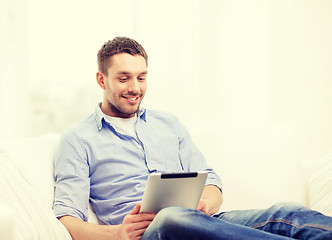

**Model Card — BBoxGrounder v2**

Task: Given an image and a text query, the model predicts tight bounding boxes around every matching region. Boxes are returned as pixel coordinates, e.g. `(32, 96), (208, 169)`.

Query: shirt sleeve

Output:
(52, 130), (90, 221)
(176, 119), (223, 192)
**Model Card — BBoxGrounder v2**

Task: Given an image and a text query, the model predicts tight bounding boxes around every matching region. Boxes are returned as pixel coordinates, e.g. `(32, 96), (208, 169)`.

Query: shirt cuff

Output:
(53, 204), (87, 222)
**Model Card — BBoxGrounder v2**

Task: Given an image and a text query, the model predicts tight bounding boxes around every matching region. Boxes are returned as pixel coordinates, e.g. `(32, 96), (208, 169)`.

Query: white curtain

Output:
(1, 0), (332, 208)
(135, 0), (332, 159)
(0, 0), (29, 138)
(131, 0), (332, 210)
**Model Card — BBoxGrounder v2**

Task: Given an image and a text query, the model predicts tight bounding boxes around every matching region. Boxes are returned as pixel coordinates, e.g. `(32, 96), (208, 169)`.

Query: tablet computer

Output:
(140, 172), (208, 213)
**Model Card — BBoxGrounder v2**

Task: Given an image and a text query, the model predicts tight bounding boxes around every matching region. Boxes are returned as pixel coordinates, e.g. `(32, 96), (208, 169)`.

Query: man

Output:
(53, 37), (332, 240)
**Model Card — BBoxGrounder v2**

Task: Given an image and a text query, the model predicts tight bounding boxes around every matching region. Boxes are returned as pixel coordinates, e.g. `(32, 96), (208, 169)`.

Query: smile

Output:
(123, 96), (139, 104)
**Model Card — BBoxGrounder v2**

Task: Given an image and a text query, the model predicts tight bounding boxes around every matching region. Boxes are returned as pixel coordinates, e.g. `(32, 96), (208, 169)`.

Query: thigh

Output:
(215, 207), (273, 227)
(142, 206), (292, 240)
(215, 202), (332, 239)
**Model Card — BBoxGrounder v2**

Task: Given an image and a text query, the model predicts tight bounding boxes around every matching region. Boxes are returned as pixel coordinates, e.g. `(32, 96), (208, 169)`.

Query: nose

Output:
(127, 79), (140, 94)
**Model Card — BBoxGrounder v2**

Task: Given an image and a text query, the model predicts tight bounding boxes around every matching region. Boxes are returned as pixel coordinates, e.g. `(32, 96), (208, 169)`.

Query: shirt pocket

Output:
(146, 136), (184, 172)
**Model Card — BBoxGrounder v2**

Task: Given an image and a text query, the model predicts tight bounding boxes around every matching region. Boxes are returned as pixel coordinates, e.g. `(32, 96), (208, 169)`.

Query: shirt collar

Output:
(138, 108), (147, 121)
(94, 103), (147, 131)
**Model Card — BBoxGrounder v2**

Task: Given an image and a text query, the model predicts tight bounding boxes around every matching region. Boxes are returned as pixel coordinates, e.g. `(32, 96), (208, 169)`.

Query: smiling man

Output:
(53, 37), (222, 239)
(53, 37), (332, 240)
(97, 52), (148, 118)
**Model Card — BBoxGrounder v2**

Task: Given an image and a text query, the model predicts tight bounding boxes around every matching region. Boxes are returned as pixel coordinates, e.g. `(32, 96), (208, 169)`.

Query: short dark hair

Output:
(97, 36), (148, 74)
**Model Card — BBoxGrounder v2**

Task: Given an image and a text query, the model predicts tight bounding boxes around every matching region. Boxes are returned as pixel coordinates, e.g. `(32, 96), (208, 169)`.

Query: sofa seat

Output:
(0, 133), (331, 239)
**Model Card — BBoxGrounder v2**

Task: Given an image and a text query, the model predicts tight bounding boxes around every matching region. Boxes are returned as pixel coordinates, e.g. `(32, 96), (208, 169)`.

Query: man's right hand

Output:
(120, 203), (156, 240)
(59, 203), (155, 240)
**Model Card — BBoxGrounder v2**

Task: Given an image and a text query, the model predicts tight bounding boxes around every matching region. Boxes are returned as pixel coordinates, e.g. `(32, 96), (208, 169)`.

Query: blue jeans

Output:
(141, 203), (332, 240)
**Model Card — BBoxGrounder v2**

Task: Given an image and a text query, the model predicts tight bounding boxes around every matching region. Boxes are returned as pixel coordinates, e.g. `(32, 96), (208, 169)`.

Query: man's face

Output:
(98, 53), (147, 118)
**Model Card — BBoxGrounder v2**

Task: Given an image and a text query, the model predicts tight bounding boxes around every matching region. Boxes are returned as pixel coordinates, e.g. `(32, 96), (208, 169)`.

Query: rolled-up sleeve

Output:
(53, 130), (90, 221)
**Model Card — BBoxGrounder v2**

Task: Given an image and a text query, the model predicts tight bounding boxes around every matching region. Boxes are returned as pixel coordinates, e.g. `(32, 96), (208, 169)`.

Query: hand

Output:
(197, 199), (208, 215)
(197, 185), (223, 216)
(196, 199), (217, 216)
(121, 203), (156, 240)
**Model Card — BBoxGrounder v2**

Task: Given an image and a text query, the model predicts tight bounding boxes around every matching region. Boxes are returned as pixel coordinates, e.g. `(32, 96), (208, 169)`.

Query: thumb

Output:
(129, 203), (141, 215)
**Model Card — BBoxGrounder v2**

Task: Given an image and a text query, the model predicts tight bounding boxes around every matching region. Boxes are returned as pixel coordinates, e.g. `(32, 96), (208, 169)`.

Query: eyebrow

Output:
(116, 71), (148, 76)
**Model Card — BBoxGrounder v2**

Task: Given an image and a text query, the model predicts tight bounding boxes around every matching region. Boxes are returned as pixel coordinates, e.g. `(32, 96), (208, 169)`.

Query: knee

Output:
(154, 206), (193, 228)
(149, 207), (197, 233)
(269, 202), (308, 214)
(141, 207), (193, 239)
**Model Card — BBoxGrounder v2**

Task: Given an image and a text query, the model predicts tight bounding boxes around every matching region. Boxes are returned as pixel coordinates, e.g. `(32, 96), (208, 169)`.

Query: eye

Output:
(138, 76), (146, 81)
(118, 77), (128, 82)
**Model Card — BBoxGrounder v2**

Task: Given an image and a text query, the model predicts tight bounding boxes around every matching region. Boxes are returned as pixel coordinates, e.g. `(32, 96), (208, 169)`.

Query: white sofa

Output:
(0, 133), (331, 239)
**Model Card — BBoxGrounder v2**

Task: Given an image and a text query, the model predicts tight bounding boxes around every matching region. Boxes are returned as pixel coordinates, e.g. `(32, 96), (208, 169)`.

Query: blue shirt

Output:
(53, 105), (222, 225)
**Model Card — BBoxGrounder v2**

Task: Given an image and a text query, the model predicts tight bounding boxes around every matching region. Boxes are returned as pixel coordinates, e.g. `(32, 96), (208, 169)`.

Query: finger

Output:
(130, 221), (153, 238)
(132, 228), (148, 238)
(124, 220), (154, 239)
(198, 207), (206, 214)
(197, 201), (207, 214)
(196, 200), (205, 210)
(139, 213), (156, 221)
(129, 203), (141, 215)
(125, 213), (156, 225)
(123, 212), (156, 227)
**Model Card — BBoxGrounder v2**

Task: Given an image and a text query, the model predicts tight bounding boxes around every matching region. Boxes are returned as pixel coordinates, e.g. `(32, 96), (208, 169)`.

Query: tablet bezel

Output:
(139, 171), (208, 213)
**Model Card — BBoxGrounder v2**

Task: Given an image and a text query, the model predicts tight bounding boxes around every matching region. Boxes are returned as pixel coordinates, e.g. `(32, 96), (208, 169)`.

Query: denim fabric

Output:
(141, 203), (332, 240)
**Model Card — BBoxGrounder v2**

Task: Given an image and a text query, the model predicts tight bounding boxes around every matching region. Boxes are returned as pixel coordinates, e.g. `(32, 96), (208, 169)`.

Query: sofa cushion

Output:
(309, 151), (332, 217)
(0, 200), (15, 240)
(0, 140), (72, 239)
(0, 133), (101, 226)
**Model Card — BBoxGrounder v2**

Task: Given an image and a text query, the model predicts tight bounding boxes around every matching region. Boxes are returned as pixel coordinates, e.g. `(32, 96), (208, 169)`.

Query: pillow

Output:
(0, 133), (61, 209)
(309, 151), (332, 217)
(0, 136), (71, 240)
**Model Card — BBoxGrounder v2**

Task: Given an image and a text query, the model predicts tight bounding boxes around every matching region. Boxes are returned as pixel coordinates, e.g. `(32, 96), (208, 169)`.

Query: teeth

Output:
(128, 97), (137, 100)
(124, 96), (138, 101)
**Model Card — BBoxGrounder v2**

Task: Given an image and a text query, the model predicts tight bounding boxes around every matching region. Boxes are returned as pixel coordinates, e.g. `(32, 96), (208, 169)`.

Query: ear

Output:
(96, 71), (106, 89)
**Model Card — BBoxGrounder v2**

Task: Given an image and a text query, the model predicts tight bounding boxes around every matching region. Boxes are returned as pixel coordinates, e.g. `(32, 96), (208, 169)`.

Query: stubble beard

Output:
(108, 95), (143, 118)
(109, 102), (139, 118)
